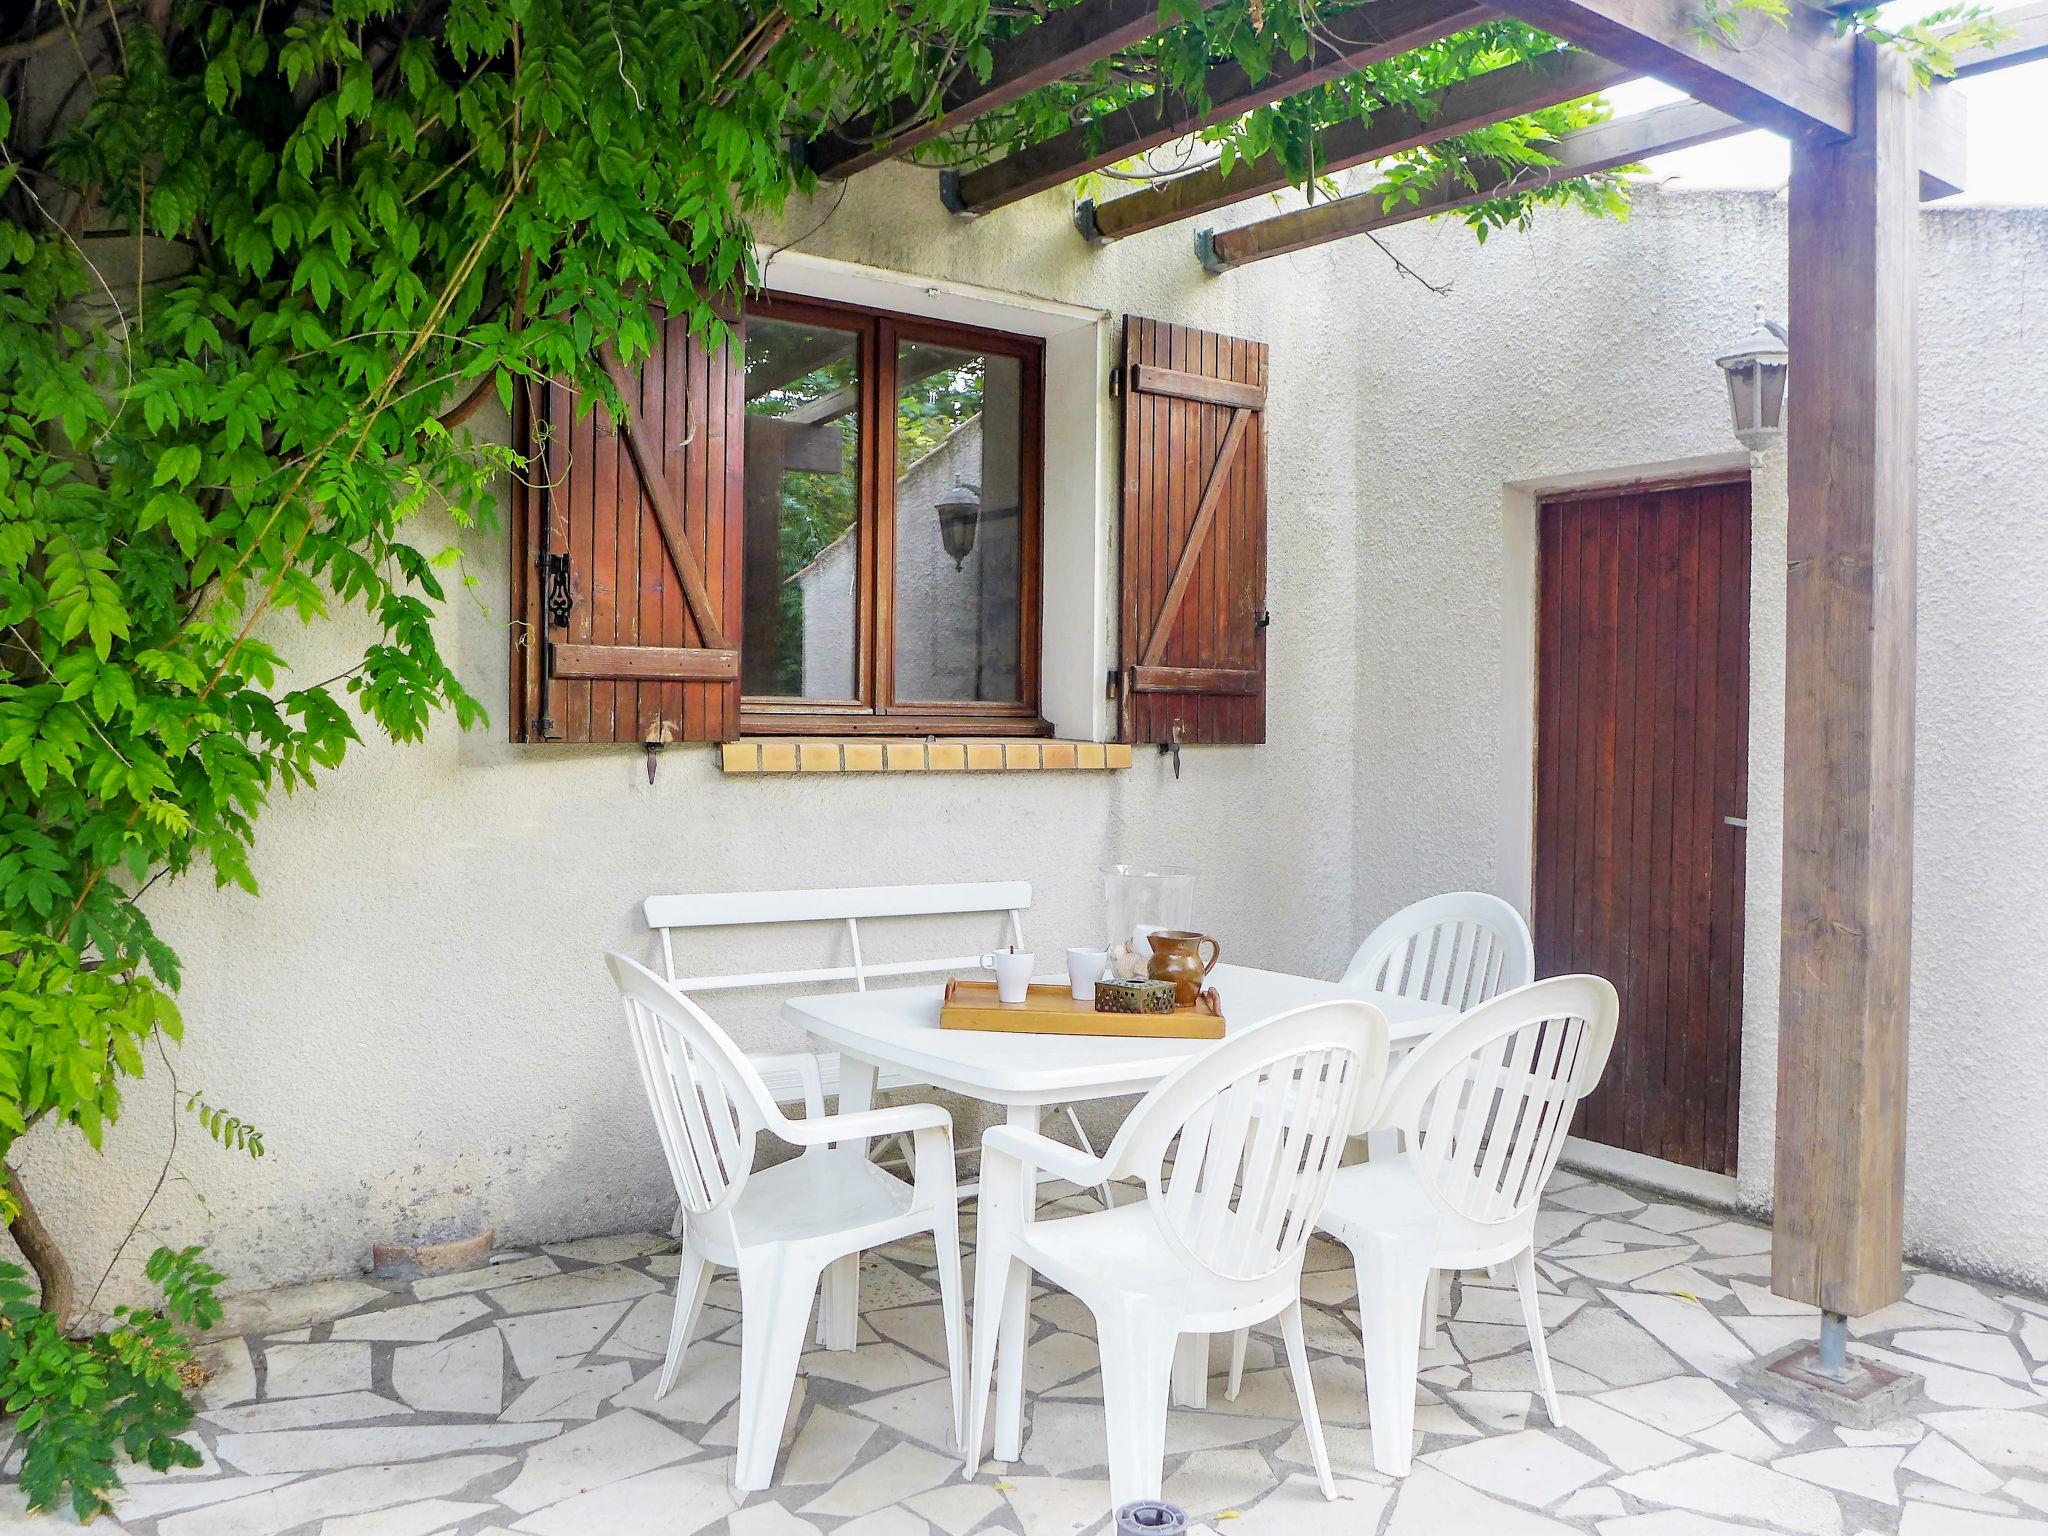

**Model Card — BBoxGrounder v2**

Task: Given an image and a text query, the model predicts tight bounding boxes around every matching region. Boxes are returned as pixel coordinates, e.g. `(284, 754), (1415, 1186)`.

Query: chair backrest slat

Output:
(608, 952), (798, 1227)
(1343, 892), (1534, 1011)
(1375, 975), (1620, 1231)
(1106, 1001), (1390, 1285)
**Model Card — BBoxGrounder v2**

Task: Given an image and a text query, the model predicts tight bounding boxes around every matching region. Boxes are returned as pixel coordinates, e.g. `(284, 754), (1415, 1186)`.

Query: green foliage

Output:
(1832, 3), (2014, 89)
(929, 5), (1629, 237)
(0, 0), (994, 1203)
(1689, 0), (2011, 89)
(0, 0), (986, 1506)
(0, 1245), (222, 1519)
(185, 1092), (265, 1157)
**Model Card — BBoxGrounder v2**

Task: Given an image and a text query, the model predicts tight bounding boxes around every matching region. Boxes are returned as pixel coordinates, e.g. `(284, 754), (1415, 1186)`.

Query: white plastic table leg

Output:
(815, 1057), (881, 1351)
(1171, 1333), (1209, 1408)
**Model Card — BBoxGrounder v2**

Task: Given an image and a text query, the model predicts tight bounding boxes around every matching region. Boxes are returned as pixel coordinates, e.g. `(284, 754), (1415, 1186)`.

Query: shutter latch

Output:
(1255, 609), (1272, 630)
(1159, 718), (1186, 780)
(545, 553), (572, 630)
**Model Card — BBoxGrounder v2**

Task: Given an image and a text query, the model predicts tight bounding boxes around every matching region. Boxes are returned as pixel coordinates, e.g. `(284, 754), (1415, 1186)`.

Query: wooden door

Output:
(1534, 477), (1751, 1174)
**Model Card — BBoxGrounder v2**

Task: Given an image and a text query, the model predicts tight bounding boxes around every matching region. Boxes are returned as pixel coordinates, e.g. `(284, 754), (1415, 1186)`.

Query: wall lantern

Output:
(1715, 306), (1790, 453)
(935, 483), (981, 570)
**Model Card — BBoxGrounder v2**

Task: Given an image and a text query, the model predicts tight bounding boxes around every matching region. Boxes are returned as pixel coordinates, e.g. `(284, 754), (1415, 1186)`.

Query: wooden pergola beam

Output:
(1949, 0), (2048, 77)
(1079, 48), (1636, 243)
(806, 0), (1228, 181)
(1197, 98), (1742, 272)
(1500, 0), (1968, 194)
(946, 0), (1498, 216)
(1501, 0), (1853, 140)
(1773, 34), (1920, 1323)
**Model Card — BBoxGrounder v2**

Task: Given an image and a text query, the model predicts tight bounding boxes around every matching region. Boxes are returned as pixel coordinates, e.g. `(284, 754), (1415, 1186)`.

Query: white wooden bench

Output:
(643, 881), (1031, 1104)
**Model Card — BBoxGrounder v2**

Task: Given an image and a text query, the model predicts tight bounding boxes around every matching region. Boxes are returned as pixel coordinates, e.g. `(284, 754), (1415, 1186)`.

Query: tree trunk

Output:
(6, 1163), (75, 1332)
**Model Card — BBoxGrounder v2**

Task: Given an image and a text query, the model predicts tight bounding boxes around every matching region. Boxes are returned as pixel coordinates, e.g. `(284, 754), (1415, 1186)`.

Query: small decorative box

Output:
(1094, 978), (1178, 1015)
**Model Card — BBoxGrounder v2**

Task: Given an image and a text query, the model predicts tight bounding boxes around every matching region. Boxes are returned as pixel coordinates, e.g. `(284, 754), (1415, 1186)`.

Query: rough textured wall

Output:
(1352, 191), (2048, 1289)
(20, 175), (2047, 1306)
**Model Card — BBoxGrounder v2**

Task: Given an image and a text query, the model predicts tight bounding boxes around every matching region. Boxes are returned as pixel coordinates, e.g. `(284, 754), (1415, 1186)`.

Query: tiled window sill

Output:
(720, 739), (1134, 775)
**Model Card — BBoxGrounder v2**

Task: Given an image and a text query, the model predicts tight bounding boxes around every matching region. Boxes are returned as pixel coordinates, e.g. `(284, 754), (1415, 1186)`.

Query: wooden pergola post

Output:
(1773, 36), (1921, 1328)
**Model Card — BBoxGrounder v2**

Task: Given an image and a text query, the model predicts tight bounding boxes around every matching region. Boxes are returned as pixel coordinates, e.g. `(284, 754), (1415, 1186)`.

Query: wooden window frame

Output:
(740, 292), (1048, 738)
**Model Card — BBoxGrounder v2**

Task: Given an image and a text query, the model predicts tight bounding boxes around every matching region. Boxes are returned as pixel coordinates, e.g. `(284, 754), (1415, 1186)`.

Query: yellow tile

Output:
(1042, 742), (1077, 771)
(721, 742), (760, 773)
(798, 742), (842, 773)
(1004, 743), (1042, 770)
(885, 742), (927, 771)
(843, 742), (885, 772)
(1107, 743), (1134, 769)
(929, 743), (969, 773)
(1076, 742), (1107, 771)
(966, 742), (1004, 772)
(759, 740), (798, 774)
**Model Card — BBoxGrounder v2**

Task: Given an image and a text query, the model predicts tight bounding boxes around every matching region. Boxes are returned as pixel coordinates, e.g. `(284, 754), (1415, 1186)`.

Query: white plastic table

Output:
(784, 962), (1449, 1127)
(783, 962), (1451, 1405)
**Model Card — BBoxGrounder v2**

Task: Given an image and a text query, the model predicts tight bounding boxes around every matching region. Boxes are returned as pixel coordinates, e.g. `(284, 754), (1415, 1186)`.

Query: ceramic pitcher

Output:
(1146, 930), (1221, 1007)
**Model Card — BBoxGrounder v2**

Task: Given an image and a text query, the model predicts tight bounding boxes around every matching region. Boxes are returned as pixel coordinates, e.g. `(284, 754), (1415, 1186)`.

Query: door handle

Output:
(1725, 816), (1749, 830)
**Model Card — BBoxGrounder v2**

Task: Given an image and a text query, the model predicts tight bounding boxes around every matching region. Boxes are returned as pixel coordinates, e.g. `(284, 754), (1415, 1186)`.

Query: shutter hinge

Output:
(1108, 366), (1122, 400)
(1105, 668), (1120, 701)
(1254, 609), (1272, 631)
(545, 553), (573, 629)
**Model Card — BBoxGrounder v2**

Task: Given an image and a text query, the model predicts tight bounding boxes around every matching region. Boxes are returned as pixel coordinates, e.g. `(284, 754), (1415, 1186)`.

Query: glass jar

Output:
(1102, 865), (1196, 980)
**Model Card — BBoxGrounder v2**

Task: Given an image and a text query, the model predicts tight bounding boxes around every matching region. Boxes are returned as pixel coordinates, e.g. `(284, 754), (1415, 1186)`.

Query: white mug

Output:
(1066, 946), (1110, 1002)
(979, 949), (1035, 1005)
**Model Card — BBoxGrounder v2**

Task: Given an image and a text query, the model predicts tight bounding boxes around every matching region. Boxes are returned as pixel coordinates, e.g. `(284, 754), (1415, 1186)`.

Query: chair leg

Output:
(1279, 1302), (1336, 1500)
(932, 1201), (969, 1452)
(654, 1245), (715, 1399)
(816, 1251), (860, 1351)
(1512, 1247), (1563, 1428)
(963, 1231), (1032, 1477)
(991, 1240), (1034, 1464)
(733, 1252), (822, 1493)
(1098, 1301), (1180, 1510)
(1421, 1267), (1444, 1350)
(1226, 1327), (1249, 1400)
(1355, 1241), (1431, 1477)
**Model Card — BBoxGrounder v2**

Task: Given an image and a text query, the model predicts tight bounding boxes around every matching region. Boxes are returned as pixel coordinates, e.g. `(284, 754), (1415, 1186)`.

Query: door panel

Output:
(1534, 478), (1751, 1174)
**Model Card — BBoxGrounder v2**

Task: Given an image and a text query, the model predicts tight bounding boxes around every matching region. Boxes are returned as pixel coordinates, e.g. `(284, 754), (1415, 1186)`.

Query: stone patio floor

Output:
(14, 1168), (2048, 1535)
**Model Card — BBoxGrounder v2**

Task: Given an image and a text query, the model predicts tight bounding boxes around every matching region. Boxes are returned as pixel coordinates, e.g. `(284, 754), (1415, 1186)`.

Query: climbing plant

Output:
(0, 0), (1660, 1515)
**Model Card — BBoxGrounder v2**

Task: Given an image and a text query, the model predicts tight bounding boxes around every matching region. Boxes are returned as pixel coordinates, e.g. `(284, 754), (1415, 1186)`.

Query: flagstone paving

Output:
(13, 1170), (2048, 1535)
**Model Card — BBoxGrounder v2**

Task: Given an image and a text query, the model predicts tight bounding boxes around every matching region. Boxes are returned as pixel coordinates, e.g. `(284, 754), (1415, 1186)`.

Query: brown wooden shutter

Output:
(1117, 316), (1269, 745)
(513, 311), (744, 744)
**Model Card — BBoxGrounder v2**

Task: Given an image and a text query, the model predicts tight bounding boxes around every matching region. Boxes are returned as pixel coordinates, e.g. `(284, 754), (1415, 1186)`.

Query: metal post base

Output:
(1739, 1326), (1921, 1431)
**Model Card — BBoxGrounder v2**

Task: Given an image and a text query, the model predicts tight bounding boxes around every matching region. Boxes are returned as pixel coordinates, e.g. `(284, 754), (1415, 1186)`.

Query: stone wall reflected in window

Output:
(890, 343), (1024, 704)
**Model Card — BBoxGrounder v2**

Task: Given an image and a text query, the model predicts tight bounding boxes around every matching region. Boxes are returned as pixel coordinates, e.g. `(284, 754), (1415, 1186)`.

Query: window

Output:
(739, 294), (1045, 734)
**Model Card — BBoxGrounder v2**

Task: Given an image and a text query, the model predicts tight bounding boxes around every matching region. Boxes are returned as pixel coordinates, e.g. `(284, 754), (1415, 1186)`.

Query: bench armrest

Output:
(749, 1050), (826, 1121)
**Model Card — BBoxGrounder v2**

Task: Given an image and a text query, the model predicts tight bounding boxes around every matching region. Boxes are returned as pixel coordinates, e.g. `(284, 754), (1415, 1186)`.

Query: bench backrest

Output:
(644, 881), (1031, 995)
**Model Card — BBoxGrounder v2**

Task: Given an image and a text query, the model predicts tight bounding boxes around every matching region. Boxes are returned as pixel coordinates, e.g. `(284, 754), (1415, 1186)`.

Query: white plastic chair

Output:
(1277, 975), (1619, 1476)
(1341, 890), (1537, 1339)
(962, 1000), (1390, 1512)
(1342, 890), (1535, 1006)
(606, 952), (967, 1492)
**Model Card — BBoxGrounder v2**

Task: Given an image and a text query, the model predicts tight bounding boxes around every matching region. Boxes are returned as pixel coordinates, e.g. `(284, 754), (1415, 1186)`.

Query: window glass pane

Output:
(892, 341), (1025, 704)
(743, 317), (860, 699)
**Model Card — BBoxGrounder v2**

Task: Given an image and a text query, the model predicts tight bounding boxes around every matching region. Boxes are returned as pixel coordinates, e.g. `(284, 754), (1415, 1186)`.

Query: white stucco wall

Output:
(1343, 190), (2048, 1289)
(21, 171), (2048, 1306)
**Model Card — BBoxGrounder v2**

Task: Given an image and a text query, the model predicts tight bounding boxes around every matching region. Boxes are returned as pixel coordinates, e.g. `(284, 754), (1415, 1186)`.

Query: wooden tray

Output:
(939, 978), (1224, 1039)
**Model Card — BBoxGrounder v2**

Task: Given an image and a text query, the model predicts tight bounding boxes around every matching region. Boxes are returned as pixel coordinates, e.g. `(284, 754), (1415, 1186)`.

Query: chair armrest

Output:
(778, 1100), (951, 1150)
(982, 1123), (1111, 1189)
(749, 1050), (827, 1121)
